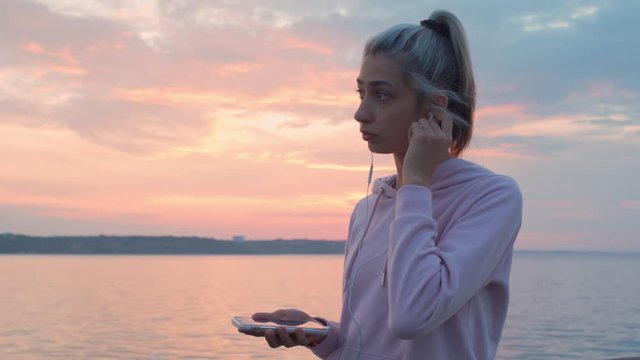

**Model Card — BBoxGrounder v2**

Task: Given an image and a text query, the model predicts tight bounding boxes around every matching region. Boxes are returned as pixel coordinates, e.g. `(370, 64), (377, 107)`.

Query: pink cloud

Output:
(0, 122), (369, 239)
(2, 0), (362, 154)
(475, 103), (529, 121)
(280, 35), (334, 55)
(19, 40), (80, 65)
(568, 81), (638, 100)
(215, 62), (265, 76)
(620, 200), (640, 210)
(20, 41), (45, 54)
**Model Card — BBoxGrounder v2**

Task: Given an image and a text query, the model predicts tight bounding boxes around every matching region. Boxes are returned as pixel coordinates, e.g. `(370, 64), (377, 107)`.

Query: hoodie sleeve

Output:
(308, 318), (340, 358)
(386, 176), (522, 339)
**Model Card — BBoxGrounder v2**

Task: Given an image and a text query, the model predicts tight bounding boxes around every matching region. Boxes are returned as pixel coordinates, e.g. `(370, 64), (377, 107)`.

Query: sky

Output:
(1, 0), (638, 251)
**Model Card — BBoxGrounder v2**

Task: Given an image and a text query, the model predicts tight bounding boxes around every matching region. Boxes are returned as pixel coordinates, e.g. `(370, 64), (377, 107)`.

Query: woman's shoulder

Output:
(435, 158), (521, 196)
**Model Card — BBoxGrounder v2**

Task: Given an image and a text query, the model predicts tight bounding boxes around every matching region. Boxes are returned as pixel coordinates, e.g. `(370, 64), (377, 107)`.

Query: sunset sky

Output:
(1, 0), (638, 251)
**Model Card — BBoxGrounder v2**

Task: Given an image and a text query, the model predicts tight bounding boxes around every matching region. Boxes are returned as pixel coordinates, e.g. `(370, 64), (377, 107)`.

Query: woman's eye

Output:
(376, 91), (390, 101)
(354, 89), (390, 101)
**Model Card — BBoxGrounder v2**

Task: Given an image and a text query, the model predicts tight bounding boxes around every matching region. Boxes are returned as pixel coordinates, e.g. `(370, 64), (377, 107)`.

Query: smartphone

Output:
(232, 316), (330, 336)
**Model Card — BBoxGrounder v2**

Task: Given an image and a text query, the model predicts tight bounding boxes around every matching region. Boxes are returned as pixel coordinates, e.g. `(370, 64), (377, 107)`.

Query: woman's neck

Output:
(393, 152), (405, 189)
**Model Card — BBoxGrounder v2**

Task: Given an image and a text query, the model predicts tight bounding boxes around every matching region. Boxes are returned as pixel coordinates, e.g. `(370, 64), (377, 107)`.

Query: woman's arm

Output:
(386, 176), (522, 339)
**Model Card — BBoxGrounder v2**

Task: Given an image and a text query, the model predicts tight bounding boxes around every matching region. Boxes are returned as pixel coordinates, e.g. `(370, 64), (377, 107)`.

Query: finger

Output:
(426, 112), (439, 126)
(408, 119), (424, 139)
(238, 327), (264, 337)
(428, 113), (452, 140)
(252, 312), (273, 321)
(276, 326), (296, 348)
(293, 328), (310, 346)
(423, 116), (442, 135)
(253, 309), (286, 321)
(264, 329), (281, 348)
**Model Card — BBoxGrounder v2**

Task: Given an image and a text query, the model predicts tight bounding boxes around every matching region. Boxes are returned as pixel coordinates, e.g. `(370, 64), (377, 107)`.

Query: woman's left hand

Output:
(401, 111), (453, 188)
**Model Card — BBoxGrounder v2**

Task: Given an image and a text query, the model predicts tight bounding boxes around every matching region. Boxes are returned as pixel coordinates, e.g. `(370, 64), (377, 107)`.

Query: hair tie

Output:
(420, 19), (449, 37)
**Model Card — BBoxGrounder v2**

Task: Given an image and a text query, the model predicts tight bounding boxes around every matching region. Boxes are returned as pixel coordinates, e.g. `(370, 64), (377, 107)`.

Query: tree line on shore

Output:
(0, 234), (345, 254)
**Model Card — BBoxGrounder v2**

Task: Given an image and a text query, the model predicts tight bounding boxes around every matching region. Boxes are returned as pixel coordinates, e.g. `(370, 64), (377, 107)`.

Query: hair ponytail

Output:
(429, 10), (475, 156)
(363, 10), (476, 156)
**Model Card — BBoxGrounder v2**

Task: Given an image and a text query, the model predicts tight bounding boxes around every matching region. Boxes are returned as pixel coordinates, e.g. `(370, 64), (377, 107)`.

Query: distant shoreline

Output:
(0, 234), (345, 255)
(0, 234), (636, 256)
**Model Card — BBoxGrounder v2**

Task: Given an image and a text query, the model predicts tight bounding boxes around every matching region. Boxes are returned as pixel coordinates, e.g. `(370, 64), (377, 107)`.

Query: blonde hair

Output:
(363, 10), (476, 156)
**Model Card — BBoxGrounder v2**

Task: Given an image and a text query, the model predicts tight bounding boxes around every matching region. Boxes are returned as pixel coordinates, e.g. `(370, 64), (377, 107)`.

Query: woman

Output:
(244, 10), (522, 360)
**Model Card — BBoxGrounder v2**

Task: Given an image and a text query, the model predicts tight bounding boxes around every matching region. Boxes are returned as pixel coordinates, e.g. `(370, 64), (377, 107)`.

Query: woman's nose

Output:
(354, 100), (372, 123)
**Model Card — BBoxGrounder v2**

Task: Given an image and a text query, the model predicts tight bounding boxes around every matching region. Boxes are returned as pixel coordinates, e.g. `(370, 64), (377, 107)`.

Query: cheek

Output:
(394, 112), (417, 136)
(377, 102), (420, 150)
(383, 119), (411, 151)
(392, 122), (409, 142)
(393, 112), (421, 147)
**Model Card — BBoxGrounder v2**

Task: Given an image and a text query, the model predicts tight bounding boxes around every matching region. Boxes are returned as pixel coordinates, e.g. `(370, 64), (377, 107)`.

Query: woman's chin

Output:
(367, 144), (393, 154)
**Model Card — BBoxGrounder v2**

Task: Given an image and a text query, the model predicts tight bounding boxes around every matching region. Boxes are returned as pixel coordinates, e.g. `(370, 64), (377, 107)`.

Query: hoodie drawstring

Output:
(343, 187), (385, 292)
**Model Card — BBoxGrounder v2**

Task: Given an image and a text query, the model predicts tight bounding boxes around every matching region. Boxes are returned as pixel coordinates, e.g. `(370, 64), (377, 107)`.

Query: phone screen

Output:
(234, 316), (327, 329)
(232, 316), (329, 336)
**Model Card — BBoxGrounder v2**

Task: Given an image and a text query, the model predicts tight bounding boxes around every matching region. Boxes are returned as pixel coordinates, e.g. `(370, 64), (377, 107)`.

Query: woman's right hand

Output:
(402, 111), (453, 188)
(249, 309), (327, 348)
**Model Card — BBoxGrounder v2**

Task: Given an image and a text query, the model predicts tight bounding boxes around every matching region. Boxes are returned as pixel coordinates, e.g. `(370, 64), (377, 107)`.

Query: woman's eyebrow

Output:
(356, 78), (395, 87)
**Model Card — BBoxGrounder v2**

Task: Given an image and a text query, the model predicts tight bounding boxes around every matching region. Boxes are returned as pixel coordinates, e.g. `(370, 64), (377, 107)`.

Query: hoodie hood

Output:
(372, 158), (496, 197)
(372, 175), (398, 198)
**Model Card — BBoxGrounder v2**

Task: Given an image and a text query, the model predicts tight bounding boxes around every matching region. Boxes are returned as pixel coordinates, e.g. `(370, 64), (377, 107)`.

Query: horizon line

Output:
(1, 233), (638, 255)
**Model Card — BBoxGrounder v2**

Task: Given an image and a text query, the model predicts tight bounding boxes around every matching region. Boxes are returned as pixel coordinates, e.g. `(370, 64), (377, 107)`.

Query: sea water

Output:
(0, 253), (638, 359)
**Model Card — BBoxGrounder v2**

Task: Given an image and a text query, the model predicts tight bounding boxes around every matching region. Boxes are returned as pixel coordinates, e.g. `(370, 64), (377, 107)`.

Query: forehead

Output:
(357, 54), (406, 87)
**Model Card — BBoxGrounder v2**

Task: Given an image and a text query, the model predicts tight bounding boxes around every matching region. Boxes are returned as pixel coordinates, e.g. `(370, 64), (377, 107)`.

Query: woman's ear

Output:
(433, 95), (448, 109)
(422, 95), (448, 118)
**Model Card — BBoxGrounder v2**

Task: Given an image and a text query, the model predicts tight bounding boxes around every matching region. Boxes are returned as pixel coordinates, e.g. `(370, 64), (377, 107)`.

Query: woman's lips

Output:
(361, 131), (376, 141)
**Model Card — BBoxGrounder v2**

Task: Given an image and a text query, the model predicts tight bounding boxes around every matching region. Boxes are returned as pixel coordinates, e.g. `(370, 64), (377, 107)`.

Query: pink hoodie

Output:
(310, 158), (523, 360)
